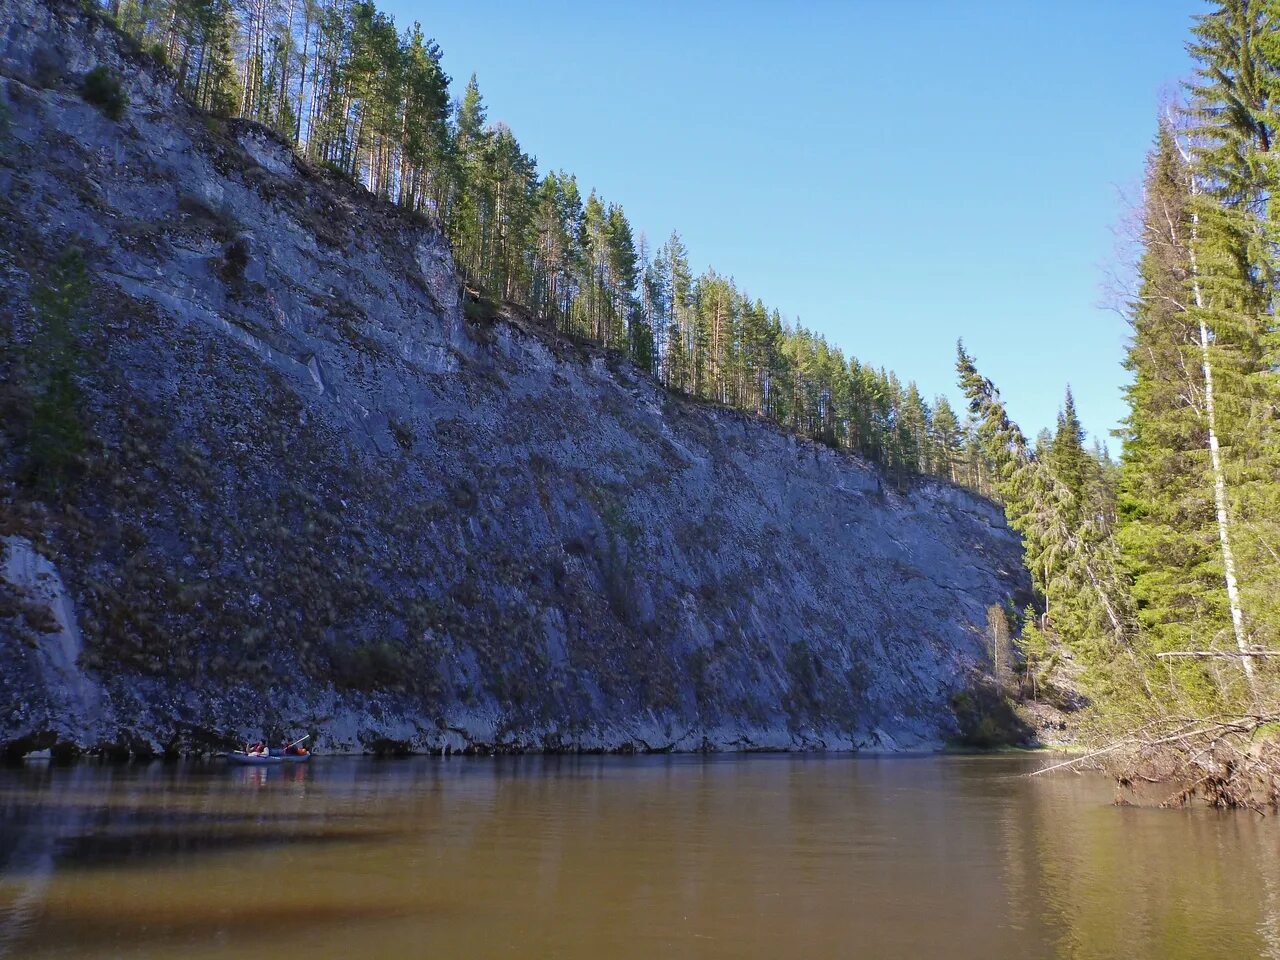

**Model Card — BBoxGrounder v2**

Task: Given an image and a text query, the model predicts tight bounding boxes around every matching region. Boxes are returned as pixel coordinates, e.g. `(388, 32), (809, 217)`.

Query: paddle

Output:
(282, 734), (310, 751)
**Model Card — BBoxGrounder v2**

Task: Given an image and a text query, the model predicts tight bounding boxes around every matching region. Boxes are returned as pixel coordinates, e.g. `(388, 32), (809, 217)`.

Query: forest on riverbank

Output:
(954, 2), (1280, 803)
(79, 0), (1280, 797)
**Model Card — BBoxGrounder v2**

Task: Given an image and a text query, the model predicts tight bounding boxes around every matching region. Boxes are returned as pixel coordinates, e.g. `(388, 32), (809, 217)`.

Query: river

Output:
(0, 753), (1275, 959)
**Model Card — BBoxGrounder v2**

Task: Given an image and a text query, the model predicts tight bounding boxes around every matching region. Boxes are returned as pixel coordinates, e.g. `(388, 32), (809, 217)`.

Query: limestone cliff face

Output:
(0, 0), (1028, 756)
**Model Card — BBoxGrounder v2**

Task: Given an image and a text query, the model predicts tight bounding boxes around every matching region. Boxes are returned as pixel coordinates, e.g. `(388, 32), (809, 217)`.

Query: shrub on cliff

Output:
(82, 65), (128, 120)
(22, 247), (90, 497)
(950, 679), (1033, 748)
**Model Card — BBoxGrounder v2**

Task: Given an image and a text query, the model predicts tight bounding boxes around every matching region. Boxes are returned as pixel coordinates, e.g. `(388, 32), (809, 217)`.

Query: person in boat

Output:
(283, 738), (309, 757)
(246, 740), (269, 757)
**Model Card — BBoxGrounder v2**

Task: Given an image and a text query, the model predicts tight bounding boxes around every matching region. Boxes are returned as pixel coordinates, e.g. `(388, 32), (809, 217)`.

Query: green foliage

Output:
(82, 65), (128, 120)
(949, 681), (1031, 748)
(784, 642), (827, 717)
(219, 236), (249, 282)
(320, 160), (357, 183)
(463, 292), (498, 323)
(962, 1), (1280, 727)
(387, 417), (415, 452)
(328, 639), (413, 692)
(956, 347), (1132, 698)
(1103, 4), (1280, 717)
(954, 340), (1027, 499)
(23, 247), (91, 498)
(1180, 0), (1280, 665)
(1014, 607), (1048, 662)
(1116, 125), (1224, 695)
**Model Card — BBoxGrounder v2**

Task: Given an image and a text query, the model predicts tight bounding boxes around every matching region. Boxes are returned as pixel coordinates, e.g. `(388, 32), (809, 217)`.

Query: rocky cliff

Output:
(0, 0), (1028, 757)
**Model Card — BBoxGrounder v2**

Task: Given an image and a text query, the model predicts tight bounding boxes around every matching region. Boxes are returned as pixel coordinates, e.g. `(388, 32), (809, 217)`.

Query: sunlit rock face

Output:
(0, 0), (1027, 756)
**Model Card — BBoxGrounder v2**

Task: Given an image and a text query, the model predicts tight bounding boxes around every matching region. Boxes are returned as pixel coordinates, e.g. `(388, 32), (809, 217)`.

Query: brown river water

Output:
(0, 753), (1277, 959)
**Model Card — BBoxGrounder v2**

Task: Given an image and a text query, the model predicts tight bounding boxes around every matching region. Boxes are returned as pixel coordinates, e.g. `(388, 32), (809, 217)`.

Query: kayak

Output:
(223, 751), (283, 765)
(268, 749), (312, 763)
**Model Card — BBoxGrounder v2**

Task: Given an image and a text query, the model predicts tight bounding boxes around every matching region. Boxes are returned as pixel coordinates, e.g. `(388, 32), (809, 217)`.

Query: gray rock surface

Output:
(0, 0), (1028, 756)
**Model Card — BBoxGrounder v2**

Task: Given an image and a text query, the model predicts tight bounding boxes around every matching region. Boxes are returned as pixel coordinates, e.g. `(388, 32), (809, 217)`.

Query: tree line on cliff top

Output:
(97, 0), (998, 492)
(94, 0), (1280, 727)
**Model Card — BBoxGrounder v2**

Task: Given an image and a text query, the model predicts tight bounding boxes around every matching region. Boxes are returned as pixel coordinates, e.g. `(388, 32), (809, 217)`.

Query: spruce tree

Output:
(1117, 124), (1226, 685)
(1049, 387), (1089, 530)
(955, 340), (1027, 499)
(1183, 0), (1280, 680)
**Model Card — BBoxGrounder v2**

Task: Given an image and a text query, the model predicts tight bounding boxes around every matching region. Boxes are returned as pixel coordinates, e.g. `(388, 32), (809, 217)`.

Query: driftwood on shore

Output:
(1031, 713), (1280, 811)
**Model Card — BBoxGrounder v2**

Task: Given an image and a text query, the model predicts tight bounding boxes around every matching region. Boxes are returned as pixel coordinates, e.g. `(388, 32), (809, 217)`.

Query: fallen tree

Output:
(1033, 711), (1280, 811)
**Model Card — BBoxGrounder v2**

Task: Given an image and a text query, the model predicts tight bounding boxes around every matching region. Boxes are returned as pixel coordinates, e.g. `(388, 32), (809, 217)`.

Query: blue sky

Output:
(383, 0), (1205, 445)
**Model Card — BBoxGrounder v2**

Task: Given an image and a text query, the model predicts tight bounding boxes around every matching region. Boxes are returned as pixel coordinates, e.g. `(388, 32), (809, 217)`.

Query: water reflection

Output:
(0, 754), (1275, 959)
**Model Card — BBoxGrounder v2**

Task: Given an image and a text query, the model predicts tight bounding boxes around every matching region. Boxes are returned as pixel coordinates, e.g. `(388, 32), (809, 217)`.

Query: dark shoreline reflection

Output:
(1, 754), (1277, 960)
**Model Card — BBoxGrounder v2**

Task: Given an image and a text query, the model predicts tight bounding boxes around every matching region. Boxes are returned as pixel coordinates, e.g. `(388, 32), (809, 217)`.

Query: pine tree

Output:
(486, 124), (536, 299)
(634, 233), (659, 372)
(603, 204), (639, 353)
(659, 231), (692, 392)
(899, 383), (930, 477)
(641, 235), (669, 379)
(399, 23), (451, 214)
(451, 73), (491, 283)
(931, 395), (963, 483)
